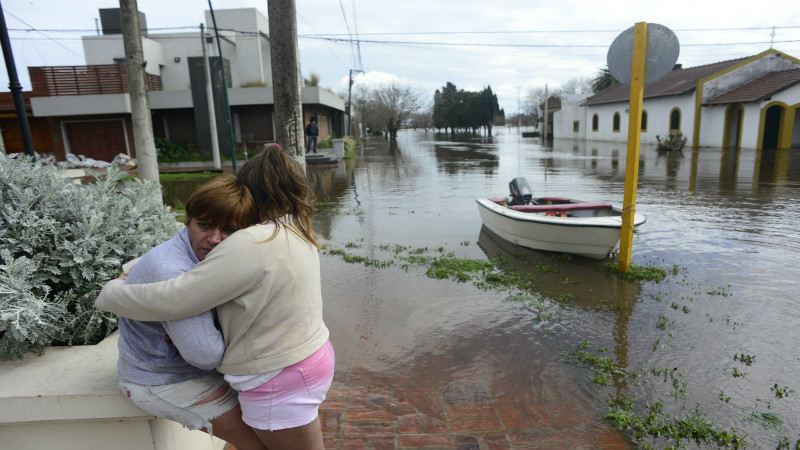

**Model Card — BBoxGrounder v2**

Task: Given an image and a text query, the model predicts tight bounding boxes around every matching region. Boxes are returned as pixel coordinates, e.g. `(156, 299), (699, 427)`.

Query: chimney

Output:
(99, 8), (148, 37)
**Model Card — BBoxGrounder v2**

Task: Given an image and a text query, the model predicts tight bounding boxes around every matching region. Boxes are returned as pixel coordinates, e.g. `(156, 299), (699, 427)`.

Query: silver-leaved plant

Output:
(0, 154), (179, 359)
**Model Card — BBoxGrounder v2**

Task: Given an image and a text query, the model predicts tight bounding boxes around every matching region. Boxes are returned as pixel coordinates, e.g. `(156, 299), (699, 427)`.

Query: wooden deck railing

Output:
(29, 65), (162, 96)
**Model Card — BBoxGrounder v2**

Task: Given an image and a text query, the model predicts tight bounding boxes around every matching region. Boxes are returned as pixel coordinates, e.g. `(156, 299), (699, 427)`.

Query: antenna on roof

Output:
(770, 26), (776, 49)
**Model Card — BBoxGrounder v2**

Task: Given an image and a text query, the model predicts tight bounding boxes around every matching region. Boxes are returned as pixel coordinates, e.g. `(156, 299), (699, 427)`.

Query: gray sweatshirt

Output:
(116, 227), (225, 385)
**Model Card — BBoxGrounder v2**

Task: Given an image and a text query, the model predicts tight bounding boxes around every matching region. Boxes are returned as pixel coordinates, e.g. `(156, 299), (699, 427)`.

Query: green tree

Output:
(592, 66), (618, 93)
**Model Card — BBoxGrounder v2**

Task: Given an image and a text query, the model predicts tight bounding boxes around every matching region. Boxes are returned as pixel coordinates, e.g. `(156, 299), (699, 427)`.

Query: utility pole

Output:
(516, 86), (521, 129)
(544, 84), (549, 142)
(206, 1), (237, 173)
(0, 0), (35, 158)
(119, 0), (159, 184)
(347, 69), (362, 137)
(267, 0), (306, 170)
(200, 24), (221, 169)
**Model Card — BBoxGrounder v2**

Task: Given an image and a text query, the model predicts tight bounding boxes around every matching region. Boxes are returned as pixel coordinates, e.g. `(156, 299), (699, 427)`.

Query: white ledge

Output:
(0, 332), (224, 450)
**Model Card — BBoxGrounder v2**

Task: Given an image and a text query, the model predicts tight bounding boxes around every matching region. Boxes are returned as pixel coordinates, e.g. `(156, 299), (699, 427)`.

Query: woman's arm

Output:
(163, 311), (225, 370)
(95, 230), (263, 321)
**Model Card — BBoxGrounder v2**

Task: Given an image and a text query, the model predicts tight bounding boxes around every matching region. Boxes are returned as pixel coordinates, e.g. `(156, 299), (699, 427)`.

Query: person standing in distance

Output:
(305, 119), (319, 154)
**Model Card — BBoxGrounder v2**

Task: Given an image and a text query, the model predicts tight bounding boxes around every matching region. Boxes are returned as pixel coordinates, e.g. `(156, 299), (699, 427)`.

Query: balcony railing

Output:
(29, 65), (162, 97)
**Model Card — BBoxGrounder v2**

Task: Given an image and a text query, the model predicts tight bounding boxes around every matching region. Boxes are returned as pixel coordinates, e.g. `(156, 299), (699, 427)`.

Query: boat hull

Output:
(476, 198), (646, 259)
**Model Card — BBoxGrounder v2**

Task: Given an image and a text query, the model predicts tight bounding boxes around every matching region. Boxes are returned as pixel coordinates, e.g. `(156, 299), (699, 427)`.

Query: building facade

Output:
(2, 7), (344, 162)
(553, 49), (800, 150)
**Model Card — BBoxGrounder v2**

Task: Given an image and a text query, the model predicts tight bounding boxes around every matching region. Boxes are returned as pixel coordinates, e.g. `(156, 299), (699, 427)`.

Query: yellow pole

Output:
(618, 22), (647, 273)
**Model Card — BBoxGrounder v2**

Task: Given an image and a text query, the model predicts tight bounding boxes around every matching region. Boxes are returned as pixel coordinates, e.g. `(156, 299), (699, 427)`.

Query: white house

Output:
(20, 7), (344, 162)
(553, 49), (800, 150)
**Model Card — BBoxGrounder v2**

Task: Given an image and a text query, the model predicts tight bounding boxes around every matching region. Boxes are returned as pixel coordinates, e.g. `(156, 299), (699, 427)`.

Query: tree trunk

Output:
(120, 0), (160, 186)
(267, 0), (306, 170)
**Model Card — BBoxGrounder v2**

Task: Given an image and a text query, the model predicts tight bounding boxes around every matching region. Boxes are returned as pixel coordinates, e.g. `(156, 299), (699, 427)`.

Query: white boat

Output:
(476, 178), (646, 260)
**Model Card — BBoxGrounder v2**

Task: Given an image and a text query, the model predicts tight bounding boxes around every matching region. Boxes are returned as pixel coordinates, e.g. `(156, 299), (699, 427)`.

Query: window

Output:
(573, 121), (580, 133)
(612, 112), (621, 132)
(669, 108), (681, 132)
(113, 58), (126, 65)
(641, 110), (648, 132)
(592, 114), (599, 131)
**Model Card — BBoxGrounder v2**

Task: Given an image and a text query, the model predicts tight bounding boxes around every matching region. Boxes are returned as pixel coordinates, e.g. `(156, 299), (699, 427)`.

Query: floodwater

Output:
(164, 129), (800, 448)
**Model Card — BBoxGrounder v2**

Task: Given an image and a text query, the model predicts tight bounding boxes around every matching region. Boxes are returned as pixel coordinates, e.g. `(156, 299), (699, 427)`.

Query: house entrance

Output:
(761, 105), (783, 150)
(723, 105), (742, 150)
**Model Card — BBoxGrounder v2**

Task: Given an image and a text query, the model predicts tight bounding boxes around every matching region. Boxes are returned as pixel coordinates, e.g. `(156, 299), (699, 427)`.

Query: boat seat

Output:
(535, 196), (571, 204)
(510, 202), (613, 212)
(487, 197), (507, 204)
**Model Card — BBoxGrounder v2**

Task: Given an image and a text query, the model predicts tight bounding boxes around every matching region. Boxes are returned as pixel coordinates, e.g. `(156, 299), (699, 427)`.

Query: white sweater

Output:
(96, 223), (329, 375)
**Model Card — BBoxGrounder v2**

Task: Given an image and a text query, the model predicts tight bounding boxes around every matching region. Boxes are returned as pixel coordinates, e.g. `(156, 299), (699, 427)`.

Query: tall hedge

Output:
(0, 155), (178, 359)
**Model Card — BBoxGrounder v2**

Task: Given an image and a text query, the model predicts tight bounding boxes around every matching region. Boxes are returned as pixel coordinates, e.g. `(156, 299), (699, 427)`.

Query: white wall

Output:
(553, 94), (587, 141)
(0, 333), (224, 450)
(83, 36), (164, 77)
(205, 9), (272, 87)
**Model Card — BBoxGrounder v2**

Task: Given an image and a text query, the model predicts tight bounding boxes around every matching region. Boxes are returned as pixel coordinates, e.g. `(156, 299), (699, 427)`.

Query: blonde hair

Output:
(184, 176), (258, 231)
(236, 144), (319, 248)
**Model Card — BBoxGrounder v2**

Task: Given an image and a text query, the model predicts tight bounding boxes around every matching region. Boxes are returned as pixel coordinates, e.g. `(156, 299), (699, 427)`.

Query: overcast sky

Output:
(3, 0), (800, 113)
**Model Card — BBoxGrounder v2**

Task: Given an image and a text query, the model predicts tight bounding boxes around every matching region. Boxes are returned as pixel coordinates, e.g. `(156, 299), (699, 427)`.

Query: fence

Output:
(29, 65), (162, 96)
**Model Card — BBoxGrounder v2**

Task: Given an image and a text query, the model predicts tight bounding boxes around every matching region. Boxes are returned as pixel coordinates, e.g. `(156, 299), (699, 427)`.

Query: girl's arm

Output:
(95, 231), (262, 321)
(163, 311), (225, 370)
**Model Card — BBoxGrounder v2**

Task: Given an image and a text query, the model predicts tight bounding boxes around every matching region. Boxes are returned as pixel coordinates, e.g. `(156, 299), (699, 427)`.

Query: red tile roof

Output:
(582, 57), (748, 106)
(703, 68), (800, 105)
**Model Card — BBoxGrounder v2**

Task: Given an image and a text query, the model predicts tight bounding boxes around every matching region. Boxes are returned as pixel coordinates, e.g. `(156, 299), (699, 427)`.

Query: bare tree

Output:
(561, 76), (593, 95)
(365, 81), (424, 139)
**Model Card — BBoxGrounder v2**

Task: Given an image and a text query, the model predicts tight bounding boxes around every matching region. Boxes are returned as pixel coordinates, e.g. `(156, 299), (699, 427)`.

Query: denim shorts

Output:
(238, 340), (335, 431)
(119, 374), (239, 432)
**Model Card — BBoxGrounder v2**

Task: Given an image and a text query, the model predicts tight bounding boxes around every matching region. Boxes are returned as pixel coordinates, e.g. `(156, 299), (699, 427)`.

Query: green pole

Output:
(207, 1), (237, 173)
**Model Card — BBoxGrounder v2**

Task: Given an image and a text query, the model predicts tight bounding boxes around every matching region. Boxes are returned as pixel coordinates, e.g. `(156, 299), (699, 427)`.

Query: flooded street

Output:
(304, 129), (800, 449)
(158, 129), (800, 448)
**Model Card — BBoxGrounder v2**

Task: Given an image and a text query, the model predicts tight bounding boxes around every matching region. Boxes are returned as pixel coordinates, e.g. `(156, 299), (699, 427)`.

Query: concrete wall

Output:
(83, 36), (165, 77)
(206, 9), (272, 88)
(578, 94), (696, 146)
(553, 94), (588, 141)
(0, 333), (225, 450)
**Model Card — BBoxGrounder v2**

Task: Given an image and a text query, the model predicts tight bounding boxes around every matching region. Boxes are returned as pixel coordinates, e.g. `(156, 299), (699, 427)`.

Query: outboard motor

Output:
(507, 177), (533, 206)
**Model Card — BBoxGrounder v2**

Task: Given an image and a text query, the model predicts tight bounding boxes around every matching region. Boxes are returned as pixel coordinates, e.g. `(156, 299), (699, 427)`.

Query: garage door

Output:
(65, 120), (128, 162)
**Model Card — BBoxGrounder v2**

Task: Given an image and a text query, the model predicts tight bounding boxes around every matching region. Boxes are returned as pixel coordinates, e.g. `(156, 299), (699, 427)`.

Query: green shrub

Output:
(655, 132), (687, 151)
(155, 137), (198, 162)
(0, 155), (179, 359)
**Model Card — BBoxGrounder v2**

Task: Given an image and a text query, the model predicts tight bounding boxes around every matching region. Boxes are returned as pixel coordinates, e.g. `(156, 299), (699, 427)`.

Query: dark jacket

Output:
(306, 123), (319, 137)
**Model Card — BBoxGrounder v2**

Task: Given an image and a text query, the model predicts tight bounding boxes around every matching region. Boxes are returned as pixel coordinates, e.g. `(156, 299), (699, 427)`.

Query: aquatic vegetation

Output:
(603, 262), (681, 282)
(314, 201), (340, 214)
(560, 341), (627, 385)
(747, 410), (783, 430)
(604, 400), (746, 449)
(771, 384), (795, 399)
(733, 353), (756, 366)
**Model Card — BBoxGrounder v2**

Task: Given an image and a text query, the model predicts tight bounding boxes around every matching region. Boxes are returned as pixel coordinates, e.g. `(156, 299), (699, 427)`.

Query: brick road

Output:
(318, 368), (631, 450)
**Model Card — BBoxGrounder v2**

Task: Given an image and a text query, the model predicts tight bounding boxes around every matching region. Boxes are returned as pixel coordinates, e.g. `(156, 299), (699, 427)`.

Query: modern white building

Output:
(552, 49), (800, 150)
(14, 7), (344, 162)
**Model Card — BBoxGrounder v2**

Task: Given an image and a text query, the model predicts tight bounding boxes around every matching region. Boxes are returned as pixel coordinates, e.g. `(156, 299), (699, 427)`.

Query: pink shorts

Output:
(238, 340), (335, 431)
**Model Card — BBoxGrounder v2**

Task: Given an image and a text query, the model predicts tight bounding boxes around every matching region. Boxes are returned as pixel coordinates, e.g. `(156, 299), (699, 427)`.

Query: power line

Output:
(301, 25), (800, 37)
(4, 10), (82, 58)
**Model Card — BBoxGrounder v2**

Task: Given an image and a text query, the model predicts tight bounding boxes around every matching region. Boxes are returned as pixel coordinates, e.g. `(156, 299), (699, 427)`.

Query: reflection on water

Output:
(163, 130), (800, 448)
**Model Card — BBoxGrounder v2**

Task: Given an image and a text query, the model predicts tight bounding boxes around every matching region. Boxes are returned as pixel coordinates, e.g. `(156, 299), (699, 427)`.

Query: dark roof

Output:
(703, 68), (800, 105)
(540, 96), (562, 111)
(582, 57), (749, 106)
